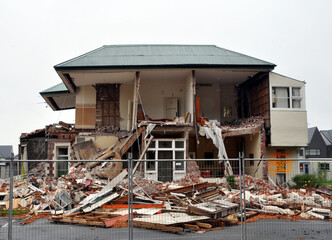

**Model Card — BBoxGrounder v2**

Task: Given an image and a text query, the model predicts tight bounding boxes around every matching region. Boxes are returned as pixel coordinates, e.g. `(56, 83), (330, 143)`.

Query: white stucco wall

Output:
(269, 72), (308, 147)
(76, 85), (96, 105)
(139, 78), (185, 119)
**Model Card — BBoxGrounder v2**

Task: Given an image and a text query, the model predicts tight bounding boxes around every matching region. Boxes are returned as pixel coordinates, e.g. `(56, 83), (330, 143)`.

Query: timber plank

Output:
(133, 221), (183, 233)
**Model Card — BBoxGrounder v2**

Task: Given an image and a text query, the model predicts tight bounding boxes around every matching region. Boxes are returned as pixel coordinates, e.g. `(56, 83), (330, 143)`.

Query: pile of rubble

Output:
(1, 163), (331, 233)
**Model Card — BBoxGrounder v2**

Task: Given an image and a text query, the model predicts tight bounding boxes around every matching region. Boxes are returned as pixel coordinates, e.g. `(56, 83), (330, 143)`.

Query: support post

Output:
(131, 71), (140, 131)
(192, 70), (199, 145)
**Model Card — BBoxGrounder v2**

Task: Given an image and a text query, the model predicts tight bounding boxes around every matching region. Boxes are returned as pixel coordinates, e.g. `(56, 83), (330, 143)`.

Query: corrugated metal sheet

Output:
(55, 45), (275, 69)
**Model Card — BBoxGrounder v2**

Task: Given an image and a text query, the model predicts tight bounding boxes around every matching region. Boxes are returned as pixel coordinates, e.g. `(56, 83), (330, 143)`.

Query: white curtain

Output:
(275, 87), (289, 108)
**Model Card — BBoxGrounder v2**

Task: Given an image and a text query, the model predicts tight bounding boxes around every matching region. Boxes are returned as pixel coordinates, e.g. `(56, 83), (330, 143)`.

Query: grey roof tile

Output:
(55, 45), (276, 70)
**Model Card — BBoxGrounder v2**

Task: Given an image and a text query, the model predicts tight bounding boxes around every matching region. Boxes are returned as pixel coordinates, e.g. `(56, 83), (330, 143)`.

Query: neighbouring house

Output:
(304, 127), (332, 180)
(0, 145), (18, 178)
(20, 45), (308, 183)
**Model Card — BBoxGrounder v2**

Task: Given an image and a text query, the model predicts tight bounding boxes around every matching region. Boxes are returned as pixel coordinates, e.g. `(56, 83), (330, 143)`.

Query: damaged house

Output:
(20, 45), (308, 184)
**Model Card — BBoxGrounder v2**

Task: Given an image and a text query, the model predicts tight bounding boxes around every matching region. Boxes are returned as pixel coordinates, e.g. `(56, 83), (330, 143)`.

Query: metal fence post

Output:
(241, 152), (247, 240)
(8, 155), (14, 240)
(239, 153), (243, 240)
(128, 158), (134, 240)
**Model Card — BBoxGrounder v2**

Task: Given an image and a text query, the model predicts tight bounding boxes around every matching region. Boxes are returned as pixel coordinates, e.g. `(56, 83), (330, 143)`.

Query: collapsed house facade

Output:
(20, 45), (308, 183)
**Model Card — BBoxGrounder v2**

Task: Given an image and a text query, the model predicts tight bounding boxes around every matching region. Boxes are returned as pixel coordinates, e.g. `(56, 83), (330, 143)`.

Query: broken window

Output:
(272, 87), (302, 109)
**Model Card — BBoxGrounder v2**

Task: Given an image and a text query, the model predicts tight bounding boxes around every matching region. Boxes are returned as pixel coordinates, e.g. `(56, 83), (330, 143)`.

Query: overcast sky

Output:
(1, 0), (332, 154)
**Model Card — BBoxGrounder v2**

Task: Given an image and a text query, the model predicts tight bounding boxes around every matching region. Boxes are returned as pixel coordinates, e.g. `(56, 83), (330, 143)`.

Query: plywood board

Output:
(133, 212), (209, 225)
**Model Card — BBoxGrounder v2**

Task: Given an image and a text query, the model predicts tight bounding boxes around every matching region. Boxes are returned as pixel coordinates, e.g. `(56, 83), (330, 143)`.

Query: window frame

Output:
(145, 139), (186, 174)
(320, 163), (330, 171)
(271, 86), (304, 110)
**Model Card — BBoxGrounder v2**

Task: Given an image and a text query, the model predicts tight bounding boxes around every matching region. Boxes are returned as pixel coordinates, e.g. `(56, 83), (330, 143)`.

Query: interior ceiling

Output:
(196, 70), (259, 85)
(52, 95), (75, 109)
(68, 69), (260, 87)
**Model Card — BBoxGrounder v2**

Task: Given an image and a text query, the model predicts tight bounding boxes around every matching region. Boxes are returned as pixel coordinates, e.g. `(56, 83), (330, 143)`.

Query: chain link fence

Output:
(0, 157), (331, 240)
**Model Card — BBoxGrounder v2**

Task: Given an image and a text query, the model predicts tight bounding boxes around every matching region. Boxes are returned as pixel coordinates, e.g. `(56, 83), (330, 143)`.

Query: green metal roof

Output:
(40, 82), (70, 95)
(55, 45), (276, 70)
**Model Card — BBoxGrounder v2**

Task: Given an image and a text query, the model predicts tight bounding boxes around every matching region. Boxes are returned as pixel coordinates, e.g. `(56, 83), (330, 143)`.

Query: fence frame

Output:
(1, 156), (332, 240)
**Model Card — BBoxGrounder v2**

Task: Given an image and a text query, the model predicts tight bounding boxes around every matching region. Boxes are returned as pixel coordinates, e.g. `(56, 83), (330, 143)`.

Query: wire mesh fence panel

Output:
(0, 159), (130, 240)
(243, 158), (332, 240)
(132, 158), (243, 240)
(2, 158), (331, 240)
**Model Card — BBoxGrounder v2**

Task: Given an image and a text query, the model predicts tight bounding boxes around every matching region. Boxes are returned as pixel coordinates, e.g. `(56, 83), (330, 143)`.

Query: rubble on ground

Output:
(1, 162), (331, 233)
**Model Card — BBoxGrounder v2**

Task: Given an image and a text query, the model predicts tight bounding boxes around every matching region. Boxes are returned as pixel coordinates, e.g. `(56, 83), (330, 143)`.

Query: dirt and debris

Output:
(9, 126), (332, 233)
(1, 160), (331, 234)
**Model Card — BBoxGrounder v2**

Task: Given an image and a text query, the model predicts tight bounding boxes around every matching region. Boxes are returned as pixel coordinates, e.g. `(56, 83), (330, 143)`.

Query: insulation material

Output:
(199, 122), (233, 175)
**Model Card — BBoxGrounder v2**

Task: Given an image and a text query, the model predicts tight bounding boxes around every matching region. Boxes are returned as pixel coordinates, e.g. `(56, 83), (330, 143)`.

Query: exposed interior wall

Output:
(119, 83), (134, 131)
(220, 84), (237, 124)
(270, 72), (308, 146)
(75, 85), (96, 129)
(244, 133), (262, 178)
(95, 84), (120, 129)
(184, 73), (193, 123)
(196, 84), (221, 121)
(139, 78), (185, 119)
(238, 73), (270, 127)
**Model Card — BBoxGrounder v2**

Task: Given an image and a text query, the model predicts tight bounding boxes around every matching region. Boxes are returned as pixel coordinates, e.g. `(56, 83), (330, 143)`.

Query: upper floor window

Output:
(272, 87), (302, 109)
(305, 148), (321, 156)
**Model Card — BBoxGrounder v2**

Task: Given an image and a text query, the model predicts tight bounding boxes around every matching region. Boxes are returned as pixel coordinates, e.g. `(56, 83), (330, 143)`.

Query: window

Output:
(305, 149), (321, 156)
(298, 148), (304, 157)
(272, 87), (302, 109)
(146, 139), (186, 172)
(320, 163), (330, 171)
(56, 147), (69, 177)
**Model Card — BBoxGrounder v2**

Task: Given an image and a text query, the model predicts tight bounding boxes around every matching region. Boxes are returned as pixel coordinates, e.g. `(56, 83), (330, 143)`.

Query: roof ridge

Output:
(103, 44), (217, 47)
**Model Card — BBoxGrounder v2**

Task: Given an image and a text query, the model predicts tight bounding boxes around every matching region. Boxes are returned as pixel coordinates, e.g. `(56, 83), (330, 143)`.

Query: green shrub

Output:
(292, 174), (318, 188)
(226, 175), (236, 189)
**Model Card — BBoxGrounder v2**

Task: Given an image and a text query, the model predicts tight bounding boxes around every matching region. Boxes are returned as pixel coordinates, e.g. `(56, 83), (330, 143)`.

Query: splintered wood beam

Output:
(119, 127), (144, 156)
(51, 218), (105, 227)
(162, 182), (212, 194)
(222, 127), (261, 137)
(103, 215), (129, 228)
(196, 222), (212, 229)
(195, 189), (220, 199)
(132, 135), (154, 174)
(184, 224), (200, 230)
(133, 221), (184, 233)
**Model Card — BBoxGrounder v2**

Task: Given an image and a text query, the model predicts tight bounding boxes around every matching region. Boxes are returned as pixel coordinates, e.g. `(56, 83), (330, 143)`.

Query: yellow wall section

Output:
(94, 136), (119, 150)
(120, 83), (134, 131)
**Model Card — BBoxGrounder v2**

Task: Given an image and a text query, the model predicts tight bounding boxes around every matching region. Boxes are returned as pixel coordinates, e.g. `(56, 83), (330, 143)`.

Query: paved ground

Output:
(0, 217), (331, 240)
